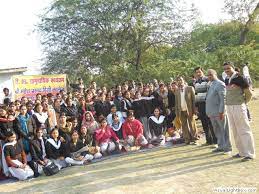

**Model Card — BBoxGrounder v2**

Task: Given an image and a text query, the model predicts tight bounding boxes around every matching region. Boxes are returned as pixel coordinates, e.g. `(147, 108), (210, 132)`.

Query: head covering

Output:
(82, 111), (99, 134)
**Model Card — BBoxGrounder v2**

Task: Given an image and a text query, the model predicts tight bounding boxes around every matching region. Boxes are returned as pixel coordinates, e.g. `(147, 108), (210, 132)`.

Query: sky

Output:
(0, 0), (228, 71)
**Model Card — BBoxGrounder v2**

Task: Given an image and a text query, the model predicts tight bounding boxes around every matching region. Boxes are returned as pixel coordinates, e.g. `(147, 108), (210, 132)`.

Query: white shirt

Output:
(243, 65), (250, 77)
(0, 92), (13, 104)
(222, 72), (227, 81)
(180, 86), (188, 111)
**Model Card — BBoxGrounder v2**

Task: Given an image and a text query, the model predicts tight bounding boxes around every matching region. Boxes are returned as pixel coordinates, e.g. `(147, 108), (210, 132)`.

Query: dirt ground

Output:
(0, 90), (258, 194)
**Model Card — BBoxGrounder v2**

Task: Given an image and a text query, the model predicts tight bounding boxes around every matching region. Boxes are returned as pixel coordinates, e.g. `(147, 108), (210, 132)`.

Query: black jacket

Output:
(151, 91), (164, 113)
(168, 91), (176, 110)
(121, 99), (133, 113)
(58, 128), (71, 157)
(132, 99), (146, 119)
(31, 114), (50, 131)
(94, 100), (111, 117)
(67, 139), (89, 157)
(225, 73), (249, 89)
(30, 138), (47, 162)
(60, 104), (78, 118)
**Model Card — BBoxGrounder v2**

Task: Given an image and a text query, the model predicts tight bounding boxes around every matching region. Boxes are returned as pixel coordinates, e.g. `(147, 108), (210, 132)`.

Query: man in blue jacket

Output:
(206, 69), (232, 154)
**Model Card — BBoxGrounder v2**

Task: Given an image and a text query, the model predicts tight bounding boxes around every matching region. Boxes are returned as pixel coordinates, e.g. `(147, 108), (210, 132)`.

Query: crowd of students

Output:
(0, 62), (256, 181)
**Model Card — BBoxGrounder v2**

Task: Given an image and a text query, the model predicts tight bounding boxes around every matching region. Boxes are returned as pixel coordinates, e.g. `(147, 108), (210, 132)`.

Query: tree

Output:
(38, 0), (198, 80)
(90, 22), (259, 86)
(166, 22), (258, 79)
(223, 0), (259, 44)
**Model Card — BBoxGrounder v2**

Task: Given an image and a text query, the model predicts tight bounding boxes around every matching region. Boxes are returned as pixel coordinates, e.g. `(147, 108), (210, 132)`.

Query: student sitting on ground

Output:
(45, 128), (69, 170)
(29, 128), (49, 177)
(110, 114), (123, 139)
(2, 130), (34, 180)
(165, 127), (182, 143)
(122, 112), (148, 148)
(79, 126), (102, 159)
(95, 118), (121, 155)
(148, 108), (167, 146)
(65, 130), (94, 166)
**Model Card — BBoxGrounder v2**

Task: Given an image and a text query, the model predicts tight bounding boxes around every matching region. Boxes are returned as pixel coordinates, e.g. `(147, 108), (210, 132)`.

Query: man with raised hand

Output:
(223, 62), (255, 162)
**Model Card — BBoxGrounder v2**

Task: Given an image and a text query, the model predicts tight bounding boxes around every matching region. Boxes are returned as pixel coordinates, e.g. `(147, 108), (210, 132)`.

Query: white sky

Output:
(0, 0), (228, 70)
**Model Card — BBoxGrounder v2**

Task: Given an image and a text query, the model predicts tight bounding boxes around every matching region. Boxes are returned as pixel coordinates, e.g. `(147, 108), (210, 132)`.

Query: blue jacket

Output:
(206, 79), (226, 117)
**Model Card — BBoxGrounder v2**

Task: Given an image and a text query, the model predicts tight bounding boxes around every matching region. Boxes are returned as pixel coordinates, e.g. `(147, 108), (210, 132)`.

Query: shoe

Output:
(83, 160), (89, 165)
(241, 157), (253, 162)
(185, 142), (190, 145)
(212, 148), (224, 153)
(232, 153), (241, 158)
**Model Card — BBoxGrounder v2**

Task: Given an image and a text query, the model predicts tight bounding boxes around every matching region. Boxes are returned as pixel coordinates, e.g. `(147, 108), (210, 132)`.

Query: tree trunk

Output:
(239, 3), (259, 45)
(135, 48), (141, 71)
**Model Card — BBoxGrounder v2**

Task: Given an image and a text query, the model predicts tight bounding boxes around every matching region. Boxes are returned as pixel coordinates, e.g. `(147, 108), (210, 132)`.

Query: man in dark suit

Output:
(193, 67), (217, 145)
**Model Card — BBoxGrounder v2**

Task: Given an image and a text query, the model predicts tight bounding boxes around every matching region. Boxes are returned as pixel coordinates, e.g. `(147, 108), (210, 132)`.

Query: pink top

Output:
(122, 119), (143, 139)
(95, 126), (119, 144)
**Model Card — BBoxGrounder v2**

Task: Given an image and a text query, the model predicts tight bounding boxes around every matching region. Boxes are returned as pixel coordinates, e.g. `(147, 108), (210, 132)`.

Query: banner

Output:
(12, 74), (67, 100)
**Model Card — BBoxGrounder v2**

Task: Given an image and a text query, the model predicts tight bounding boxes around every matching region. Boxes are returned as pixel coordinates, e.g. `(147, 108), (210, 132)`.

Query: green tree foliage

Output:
(38, 0), (259, 86)
(167, 22), (258, 80)
(223, 0), (259, 44)
(38, 0), (197, 80)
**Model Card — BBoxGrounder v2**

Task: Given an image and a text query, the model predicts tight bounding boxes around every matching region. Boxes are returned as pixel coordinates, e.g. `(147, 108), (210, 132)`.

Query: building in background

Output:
(0, 65), (41, 100)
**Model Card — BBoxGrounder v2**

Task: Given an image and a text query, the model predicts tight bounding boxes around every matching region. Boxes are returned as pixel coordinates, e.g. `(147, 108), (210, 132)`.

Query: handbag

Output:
(43, 162), (59, 176)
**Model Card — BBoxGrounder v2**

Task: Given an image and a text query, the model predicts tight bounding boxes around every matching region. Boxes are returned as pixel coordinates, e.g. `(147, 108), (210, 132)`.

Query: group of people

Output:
(0, 62), (256, 181)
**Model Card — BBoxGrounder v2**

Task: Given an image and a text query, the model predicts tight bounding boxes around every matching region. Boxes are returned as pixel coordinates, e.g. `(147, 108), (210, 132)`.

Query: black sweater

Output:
(60, 104), (78, 118)
(132, 99), (146, 118)
(94, 100), (111, 117)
